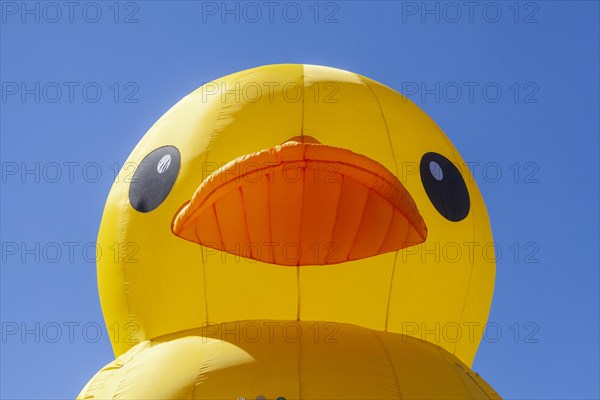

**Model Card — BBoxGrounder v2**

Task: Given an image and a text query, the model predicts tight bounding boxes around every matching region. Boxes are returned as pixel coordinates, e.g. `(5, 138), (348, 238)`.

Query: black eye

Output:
(129, 146), (181, 213)
(420, 152), (470, 222)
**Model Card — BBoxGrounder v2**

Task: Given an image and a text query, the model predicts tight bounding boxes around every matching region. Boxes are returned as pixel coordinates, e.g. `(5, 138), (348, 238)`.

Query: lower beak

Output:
(172, 136), (427, 266)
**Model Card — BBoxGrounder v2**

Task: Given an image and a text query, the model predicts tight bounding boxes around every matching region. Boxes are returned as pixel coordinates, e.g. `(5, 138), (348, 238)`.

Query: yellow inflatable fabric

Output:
(80, 64), (497, 399)
(79, 321), (500, 399)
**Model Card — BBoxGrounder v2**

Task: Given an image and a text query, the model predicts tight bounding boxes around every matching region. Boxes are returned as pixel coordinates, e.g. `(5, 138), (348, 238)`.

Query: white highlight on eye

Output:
(157, 154), (172, 174)
(429, 160), (443, 181)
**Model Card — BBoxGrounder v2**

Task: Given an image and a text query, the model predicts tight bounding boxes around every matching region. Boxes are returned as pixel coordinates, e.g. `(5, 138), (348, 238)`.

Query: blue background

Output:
(1, 1), (598, 398)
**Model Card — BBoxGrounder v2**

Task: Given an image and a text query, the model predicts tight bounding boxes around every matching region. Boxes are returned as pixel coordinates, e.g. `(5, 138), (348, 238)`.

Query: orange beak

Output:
(172, 136), (427, 266)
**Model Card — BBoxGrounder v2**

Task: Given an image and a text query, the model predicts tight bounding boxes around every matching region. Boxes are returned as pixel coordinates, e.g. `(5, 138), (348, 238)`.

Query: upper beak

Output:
(172, 136), (427, 266)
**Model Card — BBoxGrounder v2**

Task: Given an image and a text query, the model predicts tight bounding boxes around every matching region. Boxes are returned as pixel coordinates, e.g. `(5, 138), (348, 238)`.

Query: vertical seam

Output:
(358, 75), (403, 334)
(238, 186), (253, 258)
(464, 372), (492, 399)
(208, 203), (224, 326)
(454, 218), (477, 356)
(193, 90), (222, 331)
(376, 205), (396, 254)
(296, 267), (301, 321)
(373, 330), (404, 399)
(346, 189), (372, 260)
(357, 76), (400, 182)
(297, 65), (306, 321)
(190, 340), (214, 400)
(326, 174), (344, 263)
(195, 222), (210, 323)
(115, 199), (137, 354)
(429, 121), (476, 359)
(296, 145), (306, 320)
(297, 326), (303, 400)
(211, 204), (224, 249)
(384, 252), (399, 331)
(437, 346), (490, 399)
(266, 172), (273, 263)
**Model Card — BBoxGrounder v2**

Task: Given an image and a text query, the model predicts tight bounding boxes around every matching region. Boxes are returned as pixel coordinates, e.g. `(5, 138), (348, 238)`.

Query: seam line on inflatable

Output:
(377, 203), (396, 254)
(266, 168), (273, 264)
(296, 55), (306, 316)
(360, 75), (410, 335)
(454, 216), (478, 357)
(195, 219), (210, 322)
(347, 189), (371, 259)
(118, 200), (136, 355)
(238, 186), (253, 258)
(384, 251), (400, 332)
(296, 143), (306, 319)
(191, 87), (223, 327)
(327, 175), (344, 262)
(374, 330), (404, 399)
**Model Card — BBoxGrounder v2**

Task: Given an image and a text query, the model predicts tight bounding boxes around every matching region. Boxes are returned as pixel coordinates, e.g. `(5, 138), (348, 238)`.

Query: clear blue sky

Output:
(1, 1), (598, 399)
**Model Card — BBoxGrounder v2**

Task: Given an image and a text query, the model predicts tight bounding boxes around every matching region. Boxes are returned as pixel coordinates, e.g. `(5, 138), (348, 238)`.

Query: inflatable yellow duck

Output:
(78, 64), (500, 399)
